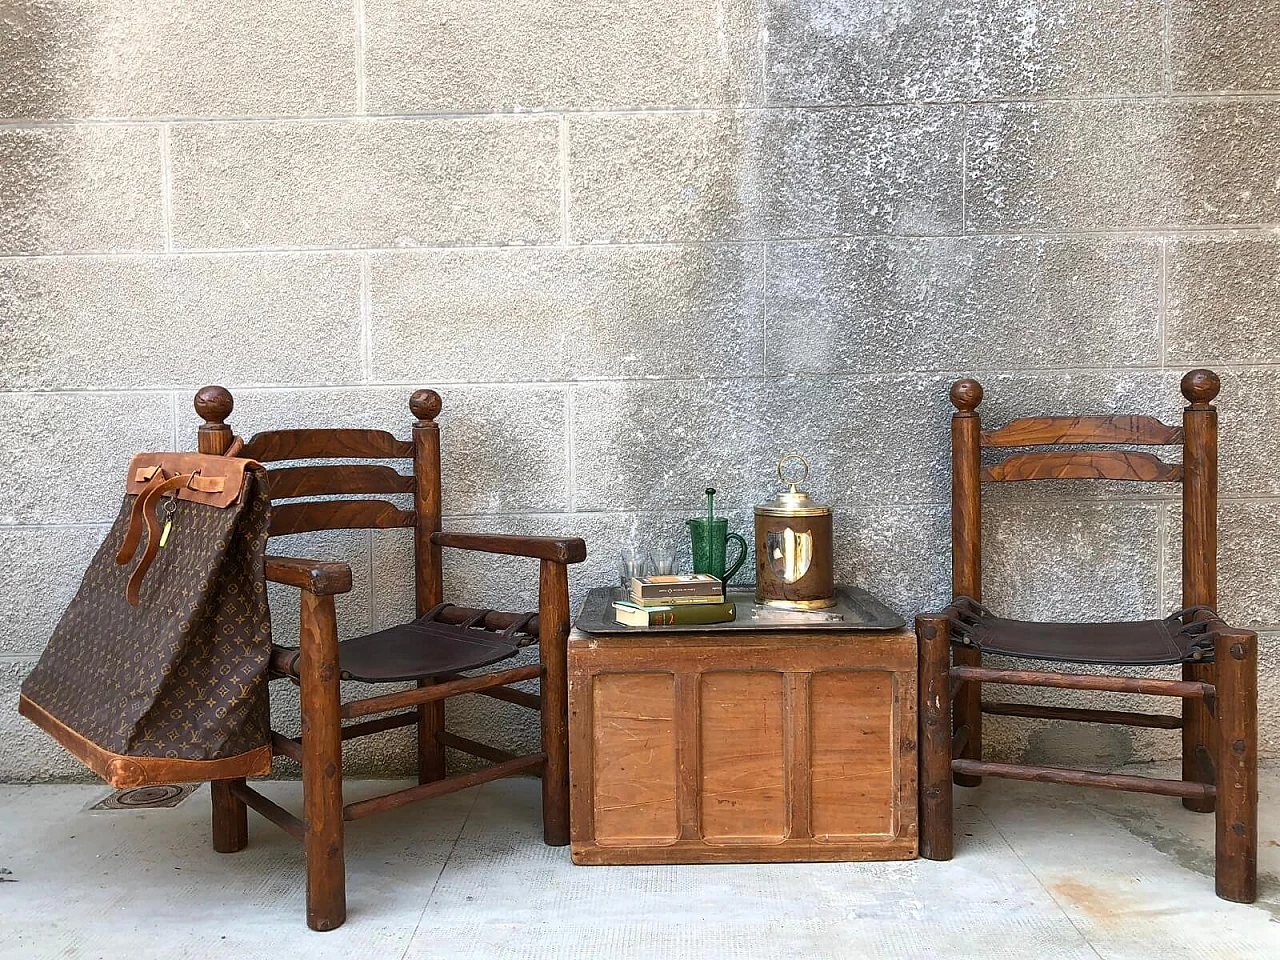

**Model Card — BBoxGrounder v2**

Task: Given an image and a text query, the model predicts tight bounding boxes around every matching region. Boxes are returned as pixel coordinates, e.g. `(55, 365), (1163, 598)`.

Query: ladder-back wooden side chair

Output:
(193, 385), (587, 931)
(916, 369), (1258, 903)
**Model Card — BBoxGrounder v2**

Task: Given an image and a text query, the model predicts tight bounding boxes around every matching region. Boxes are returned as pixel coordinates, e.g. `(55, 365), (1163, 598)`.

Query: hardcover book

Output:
(628, 574), (724, 606)
(613, 600), (736, 627)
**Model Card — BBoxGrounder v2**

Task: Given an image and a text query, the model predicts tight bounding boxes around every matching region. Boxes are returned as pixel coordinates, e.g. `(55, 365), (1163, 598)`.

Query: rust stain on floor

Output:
(1049, 878), (1131, 925)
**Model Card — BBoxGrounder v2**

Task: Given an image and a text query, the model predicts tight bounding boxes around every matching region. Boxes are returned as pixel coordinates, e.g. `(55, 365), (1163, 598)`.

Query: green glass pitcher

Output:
(686, 517), (747, 583)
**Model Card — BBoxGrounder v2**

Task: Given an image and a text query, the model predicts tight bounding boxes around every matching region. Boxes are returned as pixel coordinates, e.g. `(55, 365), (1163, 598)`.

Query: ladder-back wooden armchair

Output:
(194, 386), (586, 931)
(917, 369), (1258, 903)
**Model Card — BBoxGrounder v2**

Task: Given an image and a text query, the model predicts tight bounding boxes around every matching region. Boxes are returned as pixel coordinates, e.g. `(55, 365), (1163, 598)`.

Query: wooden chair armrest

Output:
(432, 532), (587, 564)
(264, 555), (353, 596)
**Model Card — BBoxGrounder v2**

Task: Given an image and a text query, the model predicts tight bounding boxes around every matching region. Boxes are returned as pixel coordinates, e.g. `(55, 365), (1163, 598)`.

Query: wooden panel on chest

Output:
(568, 629), (917, 865)
(811, 671), (898, 840)
(589, 673), (677, 845)
(699, 672), (786, 843)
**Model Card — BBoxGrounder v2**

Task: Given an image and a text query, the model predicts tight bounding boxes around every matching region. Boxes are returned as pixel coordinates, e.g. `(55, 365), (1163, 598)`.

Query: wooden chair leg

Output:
(917, 616), (955, 860)
(1214, 629), (1257, 903)
(211, 778), (248, 853)
(299, 591), (347, 932)
(538, 560), (571, 847)
(417, 682), (446, 785)
(952, 645), (982, 786)
(1182, 660), (1218, 813)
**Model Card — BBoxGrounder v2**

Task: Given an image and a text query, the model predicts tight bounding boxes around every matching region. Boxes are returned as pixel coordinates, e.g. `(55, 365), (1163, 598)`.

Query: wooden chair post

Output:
(950, 379), (984, 786)
(1181, 369), (1219, 812)
(1214, 627), (1258, 902)
(299, 591), (346, 932)
(411, 390), (447, 785)
(411, 389), (445, 613)
(917, 614), (954, 860)
(538, 559), (571, 846)
(196, 386), (250, 855)
(196, 385), (235, 458)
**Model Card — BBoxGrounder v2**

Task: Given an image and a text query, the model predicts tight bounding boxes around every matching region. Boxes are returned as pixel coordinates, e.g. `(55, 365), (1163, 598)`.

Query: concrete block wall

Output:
(1, 0), (1277, 780)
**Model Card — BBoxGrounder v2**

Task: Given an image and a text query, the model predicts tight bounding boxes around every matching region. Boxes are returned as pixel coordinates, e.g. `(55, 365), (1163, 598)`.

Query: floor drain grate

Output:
(90, 783), (198, 811)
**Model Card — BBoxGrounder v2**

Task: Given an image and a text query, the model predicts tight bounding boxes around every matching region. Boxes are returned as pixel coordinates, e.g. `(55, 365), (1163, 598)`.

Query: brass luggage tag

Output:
(159, 496), (178, 548)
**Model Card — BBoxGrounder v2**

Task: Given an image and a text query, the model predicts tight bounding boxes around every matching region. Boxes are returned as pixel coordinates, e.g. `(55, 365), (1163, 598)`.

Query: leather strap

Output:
(125, 453), (255, 509)
(945, 596), (992, 643)
(116, 447), (259, 606)
(131, 466), (223, 492)
(186, 473), (226, 493)
(501, 612), (538, 647)
(116, 469), (170, 566)
(460, 608), (493, 630)
(123, 473), (197, 606)
(422, 603), (453, 622)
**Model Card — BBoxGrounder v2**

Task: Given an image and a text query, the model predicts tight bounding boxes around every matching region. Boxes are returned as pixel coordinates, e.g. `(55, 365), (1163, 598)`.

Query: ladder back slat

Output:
(982, 450), (1183, 483)
(269, 500), (416, 536)
(241, 428), (414, 463)
(267, 464), (414, 500)
(981, 415), (1184, 448)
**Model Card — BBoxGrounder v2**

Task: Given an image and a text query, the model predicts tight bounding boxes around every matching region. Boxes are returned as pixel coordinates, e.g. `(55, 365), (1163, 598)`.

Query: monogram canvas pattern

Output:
(21, 467), (272, 768)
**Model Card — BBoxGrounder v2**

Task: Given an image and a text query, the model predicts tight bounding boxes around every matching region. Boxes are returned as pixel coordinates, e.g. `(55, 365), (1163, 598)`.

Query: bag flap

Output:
(126, 452), (259, 509)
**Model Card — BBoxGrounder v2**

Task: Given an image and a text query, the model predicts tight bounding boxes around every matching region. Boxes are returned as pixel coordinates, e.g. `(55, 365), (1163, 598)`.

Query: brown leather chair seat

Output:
(272, 605), (537, 683)
(945, 597), (1217, 666)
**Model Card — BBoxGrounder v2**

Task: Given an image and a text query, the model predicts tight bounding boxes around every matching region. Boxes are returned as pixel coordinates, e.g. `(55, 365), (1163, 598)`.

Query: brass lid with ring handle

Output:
(754, 454), (831, 518)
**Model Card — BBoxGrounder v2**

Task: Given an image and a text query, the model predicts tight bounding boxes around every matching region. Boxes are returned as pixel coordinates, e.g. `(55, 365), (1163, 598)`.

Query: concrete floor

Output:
(1, 765), (1278, 959)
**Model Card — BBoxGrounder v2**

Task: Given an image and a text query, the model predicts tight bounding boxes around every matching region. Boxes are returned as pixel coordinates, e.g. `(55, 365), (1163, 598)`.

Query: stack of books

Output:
(613, 574), (737, 627)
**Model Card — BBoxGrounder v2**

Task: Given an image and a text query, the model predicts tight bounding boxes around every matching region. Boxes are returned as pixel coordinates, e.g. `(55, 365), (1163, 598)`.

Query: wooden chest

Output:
(568, 626), (917, 864)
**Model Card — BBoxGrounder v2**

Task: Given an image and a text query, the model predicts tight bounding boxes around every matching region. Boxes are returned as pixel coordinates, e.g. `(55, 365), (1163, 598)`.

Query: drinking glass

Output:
(648, 545), (677, 576)
(619, 546), (647, 588)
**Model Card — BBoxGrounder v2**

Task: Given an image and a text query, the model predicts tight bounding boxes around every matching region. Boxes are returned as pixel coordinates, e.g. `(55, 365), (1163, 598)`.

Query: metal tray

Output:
(574, 584), (906, 635)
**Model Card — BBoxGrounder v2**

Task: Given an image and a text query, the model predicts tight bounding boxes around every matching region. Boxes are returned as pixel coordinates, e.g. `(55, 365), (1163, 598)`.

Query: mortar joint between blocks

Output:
(354, 0), (367, 115)
(360, 253), (372, 383)
(168, 391), (180, 449)
(959, 103), (969, 236)
(565, 387), (576, 513)
(558, 115), (571, 245)
(1158, 238), (1168, 370)
(158, 124), (174, 252)
(1161, 0), (1173, 96)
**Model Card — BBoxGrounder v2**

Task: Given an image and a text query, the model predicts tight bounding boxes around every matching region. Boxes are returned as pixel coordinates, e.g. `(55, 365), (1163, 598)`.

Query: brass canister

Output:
(754, 455), (835, 609)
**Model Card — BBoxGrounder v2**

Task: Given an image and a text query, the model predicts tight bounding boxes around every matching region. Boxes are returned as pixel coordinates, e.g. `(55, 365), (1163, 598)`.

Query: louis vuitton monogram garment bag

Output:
(19, 452), (274, 788)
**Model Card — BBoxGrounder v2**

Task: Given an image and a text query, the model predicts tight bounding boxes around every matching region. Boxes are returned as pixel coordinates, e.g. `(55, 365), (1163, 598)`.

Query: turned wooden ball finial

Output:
(410, 389), (442, 422)
(1181, 368), (1220, 406)
(950, 378), (983, 412)
(194, 385), (234, 424)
